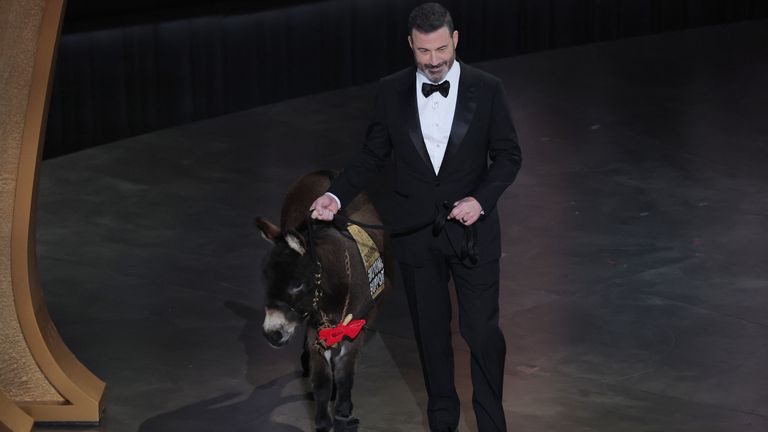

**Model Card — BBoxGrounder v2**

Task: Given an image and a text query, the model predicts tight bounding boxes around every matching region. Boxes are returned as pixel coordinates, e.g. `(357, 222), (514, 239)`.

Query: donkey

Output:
(255, 170), (390, 432)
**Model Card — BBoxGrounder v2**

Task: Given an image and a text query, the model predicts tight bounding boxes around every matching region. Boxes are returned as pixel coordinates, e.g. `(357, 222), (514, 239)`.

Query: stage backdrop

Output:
(44, 0), (768, 157)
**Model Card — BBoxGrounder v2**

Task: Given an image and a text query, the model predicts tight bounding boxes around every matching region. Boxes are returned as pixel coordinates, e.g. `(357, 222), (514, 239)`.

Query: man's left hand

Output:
(448, 197), (483, 226)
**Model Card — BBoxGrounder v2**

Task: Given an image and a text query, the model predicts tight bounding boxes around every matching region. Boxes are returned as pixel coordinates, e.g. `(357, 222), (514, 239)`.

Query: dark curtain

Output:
(44, 0), (768, 157)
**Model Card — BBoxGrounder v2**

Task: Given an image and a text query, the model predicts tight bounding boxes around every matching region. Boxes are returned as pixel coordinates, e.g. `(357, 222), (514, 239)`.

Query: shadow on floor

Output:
(138, 371), (312, 431)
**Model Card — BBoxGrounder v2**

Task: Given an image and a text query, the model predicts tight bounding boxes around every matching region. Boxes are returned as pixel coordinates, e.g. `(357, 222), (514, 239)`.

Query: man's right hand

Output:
(309, 194), (340, 221)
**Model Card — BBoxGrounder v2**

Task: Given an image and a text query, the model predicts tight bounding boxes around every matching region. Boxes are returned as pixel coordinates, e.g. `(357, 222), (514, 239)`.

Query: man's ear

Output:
(254, 217), (281, 243)
(408, 34), (413, 50)
(284, 229), (306, 256)
(452, 30), (459, 50)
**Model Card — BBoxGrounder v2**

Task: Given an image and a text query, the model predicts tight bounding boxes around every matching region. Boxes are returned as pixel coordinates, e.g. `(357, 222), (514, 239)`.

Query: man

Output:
(310, 3), (521, 431)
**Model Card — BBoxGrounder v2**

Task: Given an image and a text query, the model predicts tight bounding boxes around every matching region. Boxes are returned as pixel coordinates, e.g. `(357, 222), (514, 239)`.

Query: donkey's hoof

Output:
(333, 415), (359, 432)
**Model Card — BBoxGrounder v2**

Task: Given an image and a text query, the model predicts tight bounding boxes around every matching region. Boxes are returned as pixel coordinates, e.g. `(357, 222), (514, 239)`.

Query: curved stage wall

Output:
(0, 0), (105, 429)
(44, 0), (768, 158)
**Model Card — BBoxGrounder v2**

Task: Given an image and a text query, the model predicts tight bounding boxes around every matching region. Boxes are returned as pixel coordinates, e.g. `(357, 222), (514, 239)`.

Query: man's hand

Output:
(309, 194), (340, 221)
(448, 197), (483, 226)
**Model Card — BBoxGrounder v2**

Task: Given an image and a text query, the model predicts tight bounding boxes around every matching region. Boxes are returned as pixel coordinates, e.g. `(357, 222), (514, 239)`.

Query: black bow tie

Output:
(422, 80), (450, 98)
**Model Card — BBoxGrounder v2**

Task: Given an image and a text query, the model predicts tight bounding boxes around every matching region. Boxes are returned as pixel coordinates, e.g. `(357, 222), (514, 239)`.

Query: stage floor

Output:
(35, 20), (768, 431)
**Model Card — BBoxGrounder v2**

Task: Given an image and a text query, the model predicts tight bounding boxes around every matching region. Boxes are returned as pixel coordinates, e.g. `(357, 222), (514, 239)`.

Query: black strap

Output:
(331, 213), (431, 237)
(302, 202), (478, 332)
(304, 213), (321, 265)
(325, 201), (479, 266)
(433, 201), (478, 266)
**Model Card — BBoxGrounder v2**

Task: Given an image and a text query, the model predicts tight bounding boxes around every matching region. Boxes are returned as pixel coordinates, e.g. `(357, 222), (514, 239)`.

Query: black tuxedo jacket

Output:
(329, 62), (522, 265)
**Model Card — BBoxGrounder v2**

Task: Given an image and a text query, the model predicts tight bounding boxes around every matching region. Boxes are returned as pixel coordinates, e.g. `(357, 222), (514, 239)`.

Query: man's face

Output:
(408, 26), (459, 83)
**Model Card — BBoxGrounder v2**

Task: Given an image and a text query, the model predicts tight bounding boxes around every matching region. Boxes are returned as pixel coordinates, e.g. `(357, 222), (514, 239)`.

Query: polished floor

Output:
(35, 20), (768, 431)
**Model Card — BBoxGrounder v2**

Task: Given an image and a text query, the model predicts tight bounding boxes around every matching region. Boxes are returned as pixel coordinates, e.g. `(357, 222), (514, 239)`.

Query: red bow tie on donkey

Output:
(319, 316), (366, 347)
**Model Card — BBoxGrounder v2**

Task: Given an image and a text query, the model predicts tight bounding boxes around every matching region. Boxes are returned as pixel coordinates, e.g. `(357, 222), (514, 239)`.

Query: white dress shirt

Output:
(416, 61), (460, 175)
(325, 61), (462, 209)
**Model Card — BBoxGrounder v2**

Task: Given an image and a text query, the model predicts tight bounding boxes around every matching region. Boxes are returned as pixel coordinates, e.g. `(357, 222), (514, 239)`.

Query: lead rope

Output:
(306, 213), (354, 352)
(306, 213), (330, 351)
(333, 201), (478, 266)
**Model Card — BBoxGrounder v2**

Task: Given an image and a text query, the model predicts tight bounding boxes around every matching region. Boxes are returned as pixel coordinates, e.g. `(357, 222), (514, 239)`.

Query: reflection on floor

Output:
(35, 20), (768, 431)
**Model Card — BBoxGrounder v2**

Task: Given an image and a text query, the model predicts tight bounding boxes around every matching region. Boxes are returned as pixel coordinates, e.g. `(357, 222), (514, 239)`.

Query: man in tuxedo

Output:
(310, 3), (521, 431)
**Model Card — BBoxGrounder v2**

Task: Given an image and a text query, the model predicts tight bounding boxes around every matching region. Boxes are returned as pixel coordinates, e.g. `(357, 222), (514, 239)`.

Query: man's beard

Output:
(418, 55), (455, 83)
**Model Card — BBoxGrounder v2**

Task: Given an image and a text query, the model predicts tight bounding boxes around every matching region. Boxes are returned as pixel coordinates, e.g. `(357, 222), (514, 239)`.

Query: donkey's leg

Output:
(332, 341), (361, 432)
(309, 335), (334, 432)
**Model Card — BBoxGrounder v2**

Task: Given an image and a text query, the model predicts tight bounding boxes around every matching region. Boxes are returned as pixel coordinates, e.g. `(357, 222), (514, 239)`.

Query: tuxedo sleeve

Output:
(472, 79), (522, 213)
(327, 82), (392, 205)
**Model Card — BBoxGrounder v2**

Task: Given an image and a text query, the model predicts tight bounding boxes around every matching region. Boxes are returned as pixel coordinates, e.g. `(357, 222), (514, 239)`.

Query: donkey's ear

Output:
(284, 229), (307, 256)
(254, 217), (281, 243)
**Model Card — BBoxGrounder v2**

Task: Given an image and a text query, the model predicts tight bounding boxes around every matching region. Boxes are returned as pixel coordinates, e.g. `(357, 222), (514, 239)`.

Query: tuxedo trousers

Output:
(399, 231), (507, 432)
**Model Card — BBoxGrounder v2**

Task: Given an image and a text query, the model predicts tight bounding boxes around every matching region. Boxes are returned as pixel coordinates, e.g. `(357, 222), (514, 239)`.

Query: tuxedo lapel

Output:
(399, 73), (432, 172)
(441, 65), (479, 174)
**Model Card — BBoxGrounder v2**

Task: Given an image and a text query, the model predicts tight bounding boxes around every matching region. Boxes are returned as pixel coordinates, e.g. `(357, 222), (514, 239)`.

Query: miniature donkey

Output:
(255, 170), (390, 432)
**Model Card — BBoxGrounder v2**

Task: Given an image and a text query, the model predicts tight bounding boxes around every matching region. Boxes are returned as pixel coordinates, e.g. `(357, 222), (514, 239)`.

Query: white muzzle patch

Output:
(263, 307), (298, 345)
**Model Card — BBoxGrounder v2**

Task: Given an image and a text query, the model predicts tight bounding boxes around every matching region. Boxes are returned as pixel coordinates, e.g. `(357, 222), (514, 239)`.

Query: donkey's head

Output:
(255, 217), (316, 348)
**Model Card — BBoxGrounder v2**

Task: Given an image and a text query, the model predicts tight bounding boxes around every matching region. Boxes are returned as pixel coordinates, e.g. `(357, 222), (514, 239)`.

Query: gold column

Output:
(0, 0), (105, 426)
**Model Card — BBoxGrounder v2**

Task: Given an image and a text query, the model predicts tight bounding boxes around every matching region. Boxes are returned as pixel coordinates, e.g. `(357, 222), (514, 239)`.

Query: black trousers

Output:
(399, 234), (507, 432)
